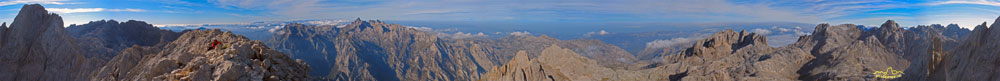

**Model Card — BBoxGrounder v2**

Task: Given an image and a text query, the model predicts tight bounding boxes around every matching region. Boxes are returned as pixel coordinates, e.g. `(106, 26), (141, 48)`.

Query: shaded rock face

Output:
(0, 4), (104, 81)
(67, 20), (183, 60)
(90, 29), (310, 81)
(0, 23), (7, 41)
(267, 23), (339, 77)
(929, 16), (1000, 81)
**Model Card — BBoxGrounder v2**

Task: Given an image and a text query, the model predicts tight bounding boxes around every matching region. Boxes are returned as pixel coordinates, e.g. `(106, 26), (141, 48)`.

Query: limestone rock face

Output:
(89, 29), (310, 81)
(0, 4), (104, 81)
(67, 20), (182, 60)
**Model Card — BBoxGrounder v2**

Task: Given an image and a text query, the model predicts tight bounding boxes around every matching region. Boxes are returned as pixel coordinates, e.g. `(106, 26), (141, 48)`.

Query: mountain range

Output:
(1, 4), (999, 81)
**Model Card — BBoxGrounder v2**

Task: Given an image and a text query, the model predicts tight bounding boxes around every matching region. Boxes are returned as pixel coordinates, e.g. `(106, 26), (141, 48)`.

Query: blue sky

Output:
(1, 0), (1000, 29)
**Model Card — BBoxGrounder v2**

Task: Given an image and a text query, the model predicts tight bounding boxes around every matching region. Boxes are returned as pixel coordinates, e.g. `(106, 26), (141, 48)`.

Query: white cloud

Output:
(109, 8), (146, 12)
(646, 37), (698, 49)
(0, 0), (74, 6)
(268, 25), (285, 33)
(772, 26), (792, 32)
(583, 30), (610, 36)
(927, 0), (1000, 6)
(247, 26), (268, 29)
(509, 31), (531, 36)
(46, 8), (147, 14)
(766, 33), (801, 47)
(438, 32), (487, 39)
(405, 26), (433, 31)
(751, 28), (772, 35)
(46, 8), (101, 13)
(305, 20), (347, 26)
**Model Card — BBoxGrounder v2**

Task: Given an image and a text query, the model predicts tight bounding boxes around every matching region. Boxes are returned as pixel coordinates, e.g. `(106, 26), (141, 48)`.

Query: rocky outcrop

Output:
(67, 20), (182, 60)
(89, 29), (310, 81)
(0, 4), (104, 81)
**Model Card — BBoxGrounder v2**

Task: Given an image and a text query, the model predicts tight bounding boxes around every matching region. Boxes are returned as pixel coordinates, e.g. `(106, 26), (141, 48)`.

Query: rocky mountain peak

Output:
(990, 16), (1000, 35)
(16, 4), (49, 18)
(0, 22), (6, 39)
(881, 20), (899, 29)
(682, 29), (767, 60)
(991, 16), (1000, 28)
(1, 22), (6, 39)
(9, 4), (64, 41)
(946, 24), (961, 29)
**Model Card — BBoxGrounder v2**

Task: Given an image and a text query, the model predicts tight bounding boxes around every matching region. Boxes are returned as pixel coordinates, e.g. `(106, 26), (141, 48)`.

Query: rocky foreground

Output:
(89, 29), (310, 80)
